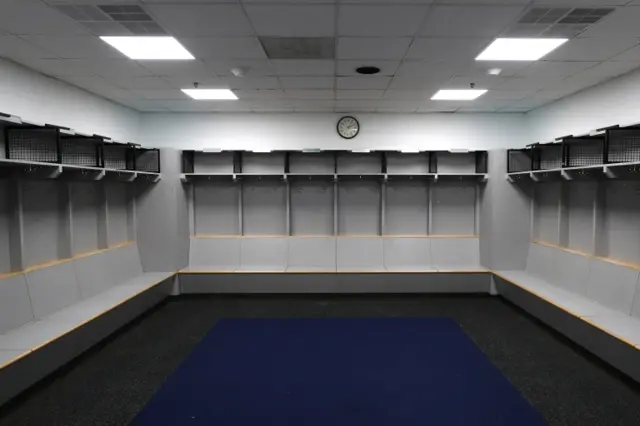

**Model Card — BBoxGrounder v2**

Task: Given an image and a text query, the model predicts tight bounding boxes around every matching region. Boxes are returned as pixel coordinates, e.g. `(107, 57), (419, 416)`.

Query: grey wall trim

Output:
(179, 272), (491, 294)
(495, 276), (640, 383)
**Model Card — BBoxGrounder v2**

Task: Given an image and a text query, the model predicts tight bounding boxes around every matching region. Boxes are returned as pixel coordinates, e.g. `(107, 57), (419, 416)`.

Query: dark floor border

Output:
(178, 272), (492, 293)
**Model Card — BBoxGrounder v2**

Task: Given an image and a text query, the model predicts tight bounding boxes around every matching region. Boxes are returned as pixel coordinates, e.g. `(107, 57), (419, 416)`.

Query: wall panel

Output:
(0, 180), (10, 274)
(604, 181), (640, 264)
(70, 182), (99, 254)
(567, 182), (595, 253)
(242, 179), (287, 235)
(22, 180), (62, 267)
(338, 178), (381, 235)
(385, 179), (428, 235)
(194, 180), (239, 236)
(534, 182), (560, 244)
(290, 178), (334, 236)
(431, 182), (476, 235)
(106, 183), (129, 245)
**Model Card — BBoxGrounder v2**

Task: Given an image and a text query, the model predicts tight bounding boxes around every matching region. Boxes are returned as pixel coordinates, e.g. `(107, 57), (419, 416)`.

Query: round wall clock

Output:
(337, 116), (360, 139)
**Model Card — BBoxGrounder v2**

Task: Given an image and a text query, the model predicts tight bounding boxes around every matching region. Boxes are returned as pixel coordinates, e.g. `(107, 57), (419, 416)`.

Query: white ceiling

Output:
(1, 0), (640, 113)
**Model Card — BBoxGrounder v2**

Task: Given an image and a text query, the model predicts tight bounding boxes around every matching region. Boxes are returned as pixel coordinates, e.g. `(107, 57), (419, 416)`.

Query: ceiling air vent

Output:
(53, 4), (166, 36)
(504, 6), (615, 38)
(260, 37), (335, 60)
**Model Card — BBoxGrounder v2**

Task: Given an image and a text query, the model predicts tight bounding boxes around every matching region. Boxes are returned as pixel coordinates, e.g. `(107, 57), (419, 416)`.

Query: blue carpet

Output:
(129, 318), (547, 426)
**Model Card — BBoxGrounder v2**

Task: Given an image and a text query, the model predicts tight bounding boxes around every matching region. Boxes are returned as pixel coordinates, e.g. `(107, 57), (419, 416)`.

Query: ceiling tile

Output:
(271, 60), (335, 76)
(65, 76), (124, 92)
(420, 5), (525, 37)
(579, 7), (640, 38)
(338, 5), (430, 37)
(245, 5), (335, 37)
(377, 100), (422, 112)
(133, 89), (190, 100)
(280, 77), (334, 89)
(138, 60), (215, 79)
(180, 38), (267, 59)
(284, 90), (335, 99)
(20, 35), (122, 59)
(336, 90), (384, 100)
(0, 35), (57, 60)
(159, 76), (222, 90)
(545, 38), (639, 62)
(217, 76), (281, 89)
(337, 38), (412, 60)
(14, 58), (151, 79)
(387, 76), (449, 90)
(119, 99), (171, 112)
(497, 76), (565, 91)
(203, 59), (274, 77)
(406, 38), (491, 62)
(516, 61), (598, 78)
(336, 60), (400, 76)
(383, 90), (434, 101)
(146, 4), (254, 36)
(0, 1), (88, 35)
(106, 76), (174, 90)
(233, 89), (285, 100)
(444, 75), (509, 90)
(337, 76), (391, 89)
(394, 61), (459, 78)
(482, 90), (536, 101)
(610, 44), (640, 62)
(455, 60), (533, 78)
(157, 101), (217, 113)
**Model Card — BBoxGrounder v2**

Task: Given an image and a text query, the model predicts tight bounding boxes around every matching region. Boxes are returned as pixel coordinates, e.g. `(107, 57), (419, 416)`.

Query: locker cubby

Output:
(385, 152), (430, 174)
(289, 176), (334, 236)
(194, 179), (240, 236)
(5, 126), (59, 163)
(288, 152), (335, 175)
(242, 176), (287, 236)
(102, 142), (133, 171)
(606, 128), (640, 164)
(507, 148), (533, 173)
(533, 142), (563, 171)
(133, 147), (161, 173)
(430, 181), (477, 235)
(337, 176), (382, 236)
(384, 177), (428, 236)
(563, 136), (604, 168)
(60, 135), (102, 168)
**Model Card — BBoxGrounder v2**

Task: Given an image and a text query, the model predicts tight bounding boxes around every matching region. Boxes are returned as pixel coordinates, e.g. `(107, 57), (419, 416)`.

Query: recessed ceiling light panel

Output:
(431, 90), (488, 101)
(476, 38), (567, 61)
(100, 36), (194, 60)
(181, 89), (238, 100)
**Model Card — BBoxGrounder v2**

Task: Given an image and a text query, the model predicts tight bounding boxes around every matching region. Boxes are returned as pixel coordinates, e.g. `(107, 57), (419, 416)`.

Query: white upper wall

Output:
(139, 113), (527, 151)
(0, 58), (139, 142)
(528, 68), (640, 143)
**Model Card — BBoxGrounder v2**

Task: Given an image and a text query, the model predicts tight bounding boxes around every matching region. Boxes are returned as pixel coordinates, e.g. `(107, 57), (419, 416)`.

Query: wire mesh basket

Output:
(60, 137), (102, 167)
(102, 143), (134, 170)
(532, 143), (563, 170)
(507, 148), (533, 172)
(563, 137), (604, 168)
(134, 148), (160, 173)
(475, 151), (488, 174)
(5, 128), (59, 163)
(607, 129), (640, 164)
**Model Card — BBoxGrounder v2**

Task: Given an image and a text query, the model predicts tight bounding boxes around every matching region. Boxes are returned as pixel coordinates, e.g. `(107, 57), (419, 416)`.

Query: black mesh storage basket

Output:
(134, 148), (160, 173)
(507, 148), (533, 172)
(5, 128), (59, 163)
(475, 151), (488, 174)
(102, 143), (134, 170)
(607, 129), (640, 164)
(60, 137), (102, 167)
(563, 137), (604, 168)
(532, 143), (563, 170)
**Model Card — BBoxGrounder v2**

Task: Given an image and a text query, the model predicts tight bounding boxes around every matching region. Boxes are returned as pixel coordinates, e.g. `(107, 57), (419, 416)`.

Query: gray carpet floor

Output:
(0, 294), (639, 426)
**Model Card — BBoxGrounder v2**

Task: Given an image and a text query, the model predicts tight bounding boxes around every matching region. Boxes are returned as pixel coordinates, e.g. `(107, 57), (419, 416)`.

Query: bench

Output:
(494, 242), (640, 382)
(0, 243), (175, 406)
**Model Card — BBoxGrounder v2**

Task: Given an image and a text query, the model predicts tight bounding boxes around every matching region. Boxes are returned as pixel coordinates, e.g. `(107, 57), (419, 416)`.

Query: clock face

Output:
(337, 116), (359, 139)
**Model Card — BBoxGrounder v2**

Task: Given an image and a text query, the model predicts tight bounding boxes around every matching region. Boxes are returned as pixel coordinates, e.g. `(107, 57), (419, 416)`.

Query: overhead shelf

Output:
(181, 172), (488, 182)
(506, 125), (640, 182)
(0, 112), (162, 182)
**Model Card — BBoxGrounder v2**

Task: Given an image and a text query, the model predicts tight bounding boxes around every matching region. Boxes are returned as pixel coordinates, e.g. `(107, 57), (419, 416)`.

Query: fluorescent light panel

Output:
(431, 90), (487, 101)
(181, 89), (238, 100)
(100, 37), (194, 60)
(476, 38), (568, 61)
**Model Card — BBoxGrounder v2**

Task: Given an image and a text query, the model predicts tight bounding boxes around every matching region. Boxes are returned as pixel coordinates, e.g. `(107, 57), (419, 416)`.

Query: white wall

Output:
(0, 58), (139, 142)
(528, 68), (640, 143)
(138, 112), (527, 151)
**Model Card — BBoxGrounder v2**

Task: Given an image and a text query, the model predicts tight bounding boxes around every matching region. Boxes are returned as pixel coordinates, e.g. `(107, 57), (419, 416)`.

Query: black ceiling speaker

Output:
(356, 66), (381, 75)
